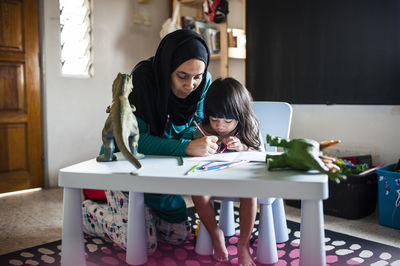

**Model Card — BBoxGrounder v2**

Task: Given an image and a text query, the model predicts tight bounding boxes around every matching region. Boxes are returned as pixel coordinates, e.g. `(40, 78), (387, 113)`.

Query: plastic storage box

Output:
(286, 155), (377, 219)
(376, 163), (400, 229)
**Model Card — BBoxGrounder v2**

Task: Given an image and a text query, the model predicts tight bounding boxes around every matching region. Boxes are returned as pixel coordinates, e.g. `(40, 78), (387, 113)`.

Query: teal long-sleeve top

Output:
(125, 72), (211, 223)
(136, 72), (211, 157)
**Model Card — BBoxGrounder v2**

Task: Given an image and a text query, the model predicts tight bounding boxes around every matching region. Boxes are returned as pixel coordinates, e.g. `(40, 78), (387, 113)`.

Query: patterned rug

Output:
(1, 206), (400, 266)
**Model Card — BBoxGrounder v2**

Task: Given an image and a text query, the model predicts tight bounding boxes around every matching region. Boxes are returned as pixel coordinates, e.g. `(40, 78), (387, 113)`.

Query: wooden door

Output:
(0, 0), (43, 193)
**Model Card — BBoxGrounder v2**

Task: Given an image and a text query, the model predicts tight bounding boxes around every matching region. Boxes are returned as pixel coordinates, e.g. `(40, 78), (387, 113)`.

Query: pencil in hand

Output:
(219, 145), (228, 154)
(220, 131), (240, 153)
(193, 120), (206, 137)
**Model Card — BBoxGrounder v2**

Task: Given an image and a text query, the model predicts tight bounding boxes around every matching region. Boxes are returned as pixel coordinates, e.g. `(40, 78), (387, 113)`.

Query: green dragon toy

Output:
(266, 134), (346, 183)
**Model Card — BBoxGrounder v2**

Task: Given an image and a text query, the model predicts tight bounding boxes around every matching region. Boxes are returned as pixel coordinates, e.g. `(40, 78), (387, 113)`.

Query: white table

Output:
(59, 153), (328, 266)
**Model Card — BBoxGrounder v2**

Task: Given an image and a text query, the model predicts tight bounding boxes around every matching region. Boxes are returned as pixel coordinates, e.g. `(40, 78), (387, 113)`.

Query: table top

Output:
(59, 153), (328, 200)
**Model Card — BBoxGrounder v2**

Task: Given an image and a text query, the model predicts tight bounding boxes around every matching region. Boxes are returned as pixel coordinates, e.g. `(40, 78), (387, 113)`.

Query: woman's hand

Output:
(186, 136), (219, 156)
(221, 136), (248, 151)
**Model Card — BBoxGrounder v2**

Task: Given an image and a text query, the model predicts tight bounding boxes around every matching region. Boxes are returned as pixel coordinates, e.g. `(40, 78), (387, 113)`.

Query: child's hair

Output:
(203, 77), (261, 150)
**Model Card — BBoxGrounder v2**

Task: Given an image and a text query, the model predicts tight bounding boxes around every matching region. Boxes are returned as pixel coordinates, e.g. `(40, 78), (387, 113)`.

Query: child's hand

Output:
(222, 136), (248, 151)
(186, 136), (219, 156)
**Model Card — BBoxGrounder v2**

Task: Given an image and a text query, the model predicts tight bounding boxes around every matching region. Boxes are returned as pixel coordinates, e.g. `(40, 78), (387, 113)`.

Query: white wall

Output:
(41, 0), (399, 187)
(42, 0), (169, 187)
(291, 105), (400, 166)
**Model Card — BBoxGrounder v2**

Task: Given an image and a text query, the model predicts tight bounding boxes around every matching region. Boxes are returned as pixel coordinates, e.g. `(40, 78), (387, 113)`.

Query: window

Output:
(59, 0), (93, 77)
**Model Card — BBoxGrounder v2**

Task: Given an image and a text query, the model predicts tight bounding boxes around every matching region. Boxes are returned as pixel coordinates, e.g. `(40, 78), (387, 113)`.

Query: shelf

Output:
(173, 0), (233, 77)
(210, 53), (221, 60)
(180, 0), (203, 8)
(210, 52), (246, 60)
(228, 47), (246, 59)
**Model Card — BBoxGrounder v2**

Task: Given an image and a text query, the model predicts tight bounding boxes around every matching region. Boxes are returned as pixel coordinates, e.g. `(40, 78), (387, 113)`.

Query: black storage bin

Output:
(285, 155), (378, 219)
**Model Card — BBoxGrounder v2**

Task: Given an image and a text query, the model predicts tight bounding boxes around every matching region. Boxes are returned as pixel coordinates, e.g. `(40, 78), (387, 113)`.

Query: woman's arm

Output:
(137, 72), (215, 156)
(137, 117), (190, 156)
(138, 117), (218, 156)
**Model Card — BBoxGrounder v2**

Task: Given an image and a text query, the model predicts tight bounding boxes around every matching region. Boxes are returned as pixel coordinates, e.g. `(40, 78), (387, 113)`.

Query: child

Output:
(192, 77), (264, 266)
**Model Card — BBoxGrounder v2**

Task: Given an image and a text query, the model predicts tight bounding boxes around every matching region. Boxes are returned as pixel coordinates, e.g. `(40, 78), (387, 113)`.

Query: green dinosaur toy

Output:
(266, 134), (346, 183)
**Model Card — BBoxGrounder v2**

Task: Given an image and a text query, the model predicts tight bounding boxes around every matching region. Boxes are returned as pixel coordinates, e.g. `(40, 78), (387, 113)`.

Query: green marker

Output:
(185, 162), (202, 175)
(179, 156), (184, 166)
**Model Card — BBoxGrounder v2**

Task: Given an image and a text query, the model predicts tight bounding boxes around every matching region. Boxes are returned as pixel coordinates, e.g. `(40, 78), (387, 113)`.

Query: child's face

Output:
(209, 116), (238, 136)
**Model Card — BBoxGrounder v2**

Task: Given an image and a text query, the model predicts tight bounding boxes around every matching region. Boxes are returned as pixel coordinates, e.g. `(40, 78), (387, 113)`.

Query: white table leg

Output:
(126, 192), (147, 265)
(257, 203), (278, 264)
(195, 219), (214, 255)
(195, 200), (214, 256)
(300, 200), (326, 266)
(272, 198), (289, 243)
(61, 188), (85, 266)
(219, 200), (236, 236)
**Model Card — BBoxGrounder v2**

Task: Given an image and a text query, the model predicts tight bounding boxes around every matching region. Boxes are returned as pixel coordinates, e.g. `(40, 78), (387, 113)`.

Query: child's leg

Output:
(192, 195), (228, 262)
(238, 197), (257, 266)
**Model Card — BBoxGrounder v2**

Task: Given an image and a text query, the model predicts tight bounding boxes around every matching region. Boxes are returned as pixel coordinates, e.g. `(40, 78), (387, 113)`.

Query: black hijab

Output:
(129, 29), (210, 137)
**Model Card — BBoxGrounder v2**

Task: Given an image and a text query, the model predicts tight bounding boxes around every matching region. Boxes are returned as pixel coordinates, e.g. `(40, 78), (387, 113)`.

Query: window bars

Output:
(59, 0), (93, 77)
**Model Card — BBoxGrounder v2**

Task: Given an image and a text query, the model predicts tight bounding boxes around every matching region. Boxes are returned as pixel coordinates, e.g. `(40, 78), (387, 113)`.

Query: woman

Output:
(82, 30), (219, 254)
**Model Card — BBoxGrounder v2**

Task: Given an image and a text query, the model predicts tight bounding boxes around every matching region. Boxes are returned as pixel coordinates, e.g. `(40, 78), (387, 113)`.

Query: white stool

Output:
(195, 197), (289, 264)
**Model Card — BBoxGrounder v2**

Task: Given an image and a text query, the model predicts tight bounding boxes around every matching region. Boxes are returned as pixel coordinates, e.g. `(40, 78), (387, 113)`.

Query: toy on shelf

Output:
(265, 134), (346, 183)
(96, 73), (144, 174)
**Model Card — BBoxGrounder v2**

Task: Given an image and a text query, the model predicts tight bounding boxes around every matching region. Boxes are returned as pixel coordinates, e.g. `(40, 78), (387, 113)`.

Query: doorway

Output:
(0, 0), (43, 193)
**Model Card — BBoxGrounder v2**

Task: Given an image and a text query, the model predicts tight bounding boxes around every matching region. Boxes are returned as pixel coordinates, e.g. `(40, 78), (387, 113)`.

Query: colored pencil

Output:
(200, 161), (217, 169)
(185, 162), (202, 175)
(202, 160), (241, 170)
(219, 145), (228, 154)
(218, 160), (250, 170)
(220, 131), (240, 153)
(179, 156), (184, 166)
(205, 162), (238, 171)
(358, 162), (384, 176)
(193, 120), (206, 137)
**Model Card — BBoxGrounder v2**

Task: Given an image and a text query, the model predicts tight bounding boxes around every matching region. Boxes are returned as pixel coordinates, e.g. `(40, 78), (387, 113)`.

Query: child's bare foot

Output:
(212, 228), (228, 262)
(237, 241), (255, 266)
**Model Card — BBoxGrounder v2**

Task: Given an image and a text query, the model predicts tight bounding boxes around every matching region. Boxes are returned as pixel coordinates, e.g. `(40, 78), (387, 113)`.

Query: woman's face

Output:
(171, 58), (205, 99)
(209, 116), (238, 136)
